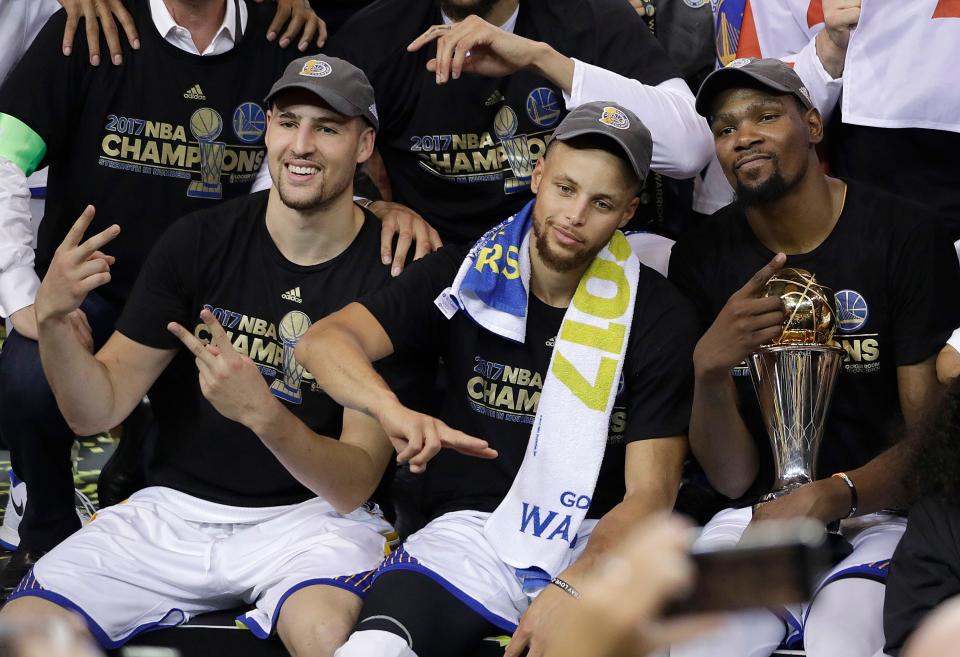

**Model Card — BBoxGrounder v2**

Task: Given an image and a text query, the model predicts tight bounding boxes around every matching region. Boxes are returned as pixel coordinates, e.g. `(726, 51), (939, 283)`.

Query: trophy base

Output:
(758, 481), (809, 504)
(187, 181), (223, 200)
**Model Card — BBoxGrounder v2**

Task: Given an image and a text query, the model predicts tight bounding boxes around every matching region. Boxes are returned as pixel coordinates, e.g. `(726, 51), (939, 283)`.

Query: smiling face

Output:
(710, 86), (822, 207)
(529, 139), (640, 273)
(265, 90), (375, 212)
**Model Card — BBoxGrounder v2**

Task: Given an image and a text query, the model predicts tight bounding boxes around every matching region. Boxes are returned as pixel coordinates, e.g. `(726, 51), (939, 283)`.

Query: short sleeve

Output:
(622, 272), (697, 441)
(359, 244), (467, 355)
(667, 236), (714, 335)
(115, 216), (199, 349)
(889, 215), (960, 365)
(884, 497), (960, 656)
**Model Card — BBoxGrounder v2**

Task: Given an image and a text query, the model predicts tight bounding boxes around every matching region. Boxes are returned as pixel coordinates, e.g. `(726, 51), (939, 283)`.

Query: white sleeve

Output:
(785, 36), (842, 123)
(562, 59), (714, 179)
(0, 157), (40, 317)
(250, 159), (273, 193)
(948, 327), (960, 353)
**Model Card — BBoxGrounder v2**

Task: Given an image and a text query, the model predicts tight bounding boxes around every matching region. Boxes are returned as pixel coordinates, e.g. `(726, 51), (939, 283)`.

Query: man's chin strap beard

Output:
(733, 168), (804, 210)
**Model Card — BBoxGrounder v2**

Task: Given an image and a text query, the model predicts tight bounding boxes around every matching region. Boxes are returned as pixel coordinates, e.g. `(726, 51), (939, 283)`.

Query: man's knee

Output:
(276, 584), (363, 657)
(804, 578), (886, 657)
(336, 629), (417, 657)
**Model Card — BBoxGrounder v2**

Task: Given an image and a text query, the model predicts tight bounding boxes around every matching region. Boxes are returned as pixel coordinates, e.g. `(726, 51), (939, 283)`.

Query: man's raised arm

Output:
(296, 303), (496, 473)
(35, 206), (174, 435)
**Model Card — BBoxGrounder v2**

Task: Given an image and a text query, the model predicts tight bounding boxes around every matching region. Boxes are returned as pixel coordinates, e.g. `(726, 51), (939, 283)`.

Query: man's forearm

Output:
(296, 322), (398, 421)
(690, 373), (759, 499)
(250, 403), (386, 514)
(562, 484), (677, 584)
(37, 316), (119, 434)
(528, 42), (575, 95)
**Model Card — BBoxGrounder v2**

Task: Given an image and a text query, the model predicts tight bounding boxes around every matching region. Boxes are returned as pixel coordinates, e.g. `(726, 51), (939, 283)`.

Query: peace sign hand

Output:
(35, 205), (118, 326)
(167, 308), (280, 429)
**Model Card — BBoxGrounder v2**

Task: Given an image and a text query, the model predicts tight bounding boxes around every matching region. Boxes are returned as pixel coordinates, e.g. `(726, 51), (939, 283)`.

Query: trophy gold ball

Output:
(761, 268), (837, 346)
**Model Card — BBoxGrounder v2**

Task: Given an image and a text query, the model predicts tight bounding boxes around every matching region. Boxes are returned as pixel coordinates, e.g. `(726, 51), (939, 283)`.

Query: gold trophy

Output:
(493, 106), (533, 194)
(187, 108), (226, 200)
(270, 310), (312, 404)
(747, 268), (845, 503)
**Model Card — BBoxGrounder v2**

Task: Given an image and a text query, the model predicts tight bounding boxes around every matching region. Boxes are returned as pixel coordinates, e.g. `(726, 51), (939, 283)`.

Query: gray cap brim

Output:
(552, 126), (649, 183)
(695, 66), (814, 118)
(264, 84), (379, 132)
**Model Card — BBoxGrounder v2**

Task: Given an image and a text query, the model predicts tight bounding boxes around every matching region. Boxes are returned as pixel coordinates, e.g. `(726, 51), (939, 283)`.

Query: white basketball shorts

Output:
(6, 486), (394, 649)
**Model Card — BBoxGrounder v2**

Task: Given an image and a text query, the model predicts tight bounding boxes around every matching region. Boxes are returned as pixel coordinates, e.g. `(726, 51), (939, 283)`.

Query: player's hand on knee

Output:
(693, 253), (787, 380)
(59, 0), (140, 65)
(168, 308), (278, 427)
(35, 206), (118, 326)
(257, 0), (328, 50)
(408, 15), (540, 83)
(9, 306), (39, 341)
(937, 343), (960, 384)
(370, 200), (443, 277)
(749, 477), (849, 530)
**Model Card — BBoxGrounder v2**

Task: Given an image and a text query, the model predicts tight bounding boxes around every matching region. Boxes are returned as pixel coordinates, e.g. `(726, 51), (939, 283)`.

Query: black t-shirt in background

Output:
(0, 1), (296, 305)
(326, 0), (678, 243)
(117, 193), (416, 507)
(360, 242), (697, 520)
(669, 180), (960, 503)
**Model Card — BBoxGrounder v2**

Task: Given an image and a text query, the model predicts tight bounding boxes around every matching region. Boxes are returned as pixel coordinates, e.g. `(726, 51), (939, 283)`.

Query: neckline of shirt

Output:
(148, 0), (248, 56)
(440, 5), (520, 33)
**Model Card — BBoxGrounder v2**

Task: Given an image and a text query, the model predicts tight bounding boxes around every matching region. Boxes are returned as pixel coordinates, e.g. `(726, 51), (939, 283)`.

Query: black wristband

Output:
(550, 576), (582, 600)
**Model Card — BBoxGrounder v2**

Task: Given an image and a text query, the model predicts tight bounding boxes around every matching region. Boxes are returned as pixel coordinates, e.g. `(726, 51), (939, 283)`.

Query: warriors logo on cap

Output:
(599, 106), (630, 130)
(300, 59), (332, 78)
(727, 57), (754, 69)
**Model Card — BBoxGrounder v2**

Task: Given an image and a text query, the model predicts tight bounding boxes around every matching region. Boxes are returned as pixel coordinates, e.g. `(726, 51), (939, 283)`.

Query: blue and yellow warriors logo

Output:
(835, 289), (869, 333)
(526, 87), (561, 128)
(599, 106), (630, 130)
(300, 59), (332, 78)
(270, 310), (313, 404)
(187, 108), (226, 199)
(714, 0), (746, 66)
(233, 102), (266, 144)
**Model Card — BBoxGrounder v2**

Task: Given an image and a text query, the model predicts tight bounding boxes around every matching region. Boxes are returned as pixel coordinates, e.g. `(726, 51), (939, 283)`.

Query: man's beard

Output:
(436, 0), (500, 21)
(532, 217), (603, 273)
(733, 158), (803, 209)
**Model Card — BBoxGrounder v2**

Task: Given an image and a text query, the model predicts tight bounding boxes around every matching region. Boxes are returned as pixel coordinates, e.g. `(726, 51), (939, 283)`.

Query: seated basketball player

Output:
(0, 56), (492, 656)
(294, 102), (699, 657)
(666, 58), (960, 657)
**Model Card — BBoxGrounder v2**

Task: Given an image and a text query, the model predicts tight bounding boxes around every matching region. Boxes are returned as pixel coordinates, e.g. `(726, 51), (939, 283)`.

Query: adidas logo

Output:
(484, 90), (505, 106)
(545, 335), (556, 347)
(282, 286), (302, 304)
(183, 84), (206, 100)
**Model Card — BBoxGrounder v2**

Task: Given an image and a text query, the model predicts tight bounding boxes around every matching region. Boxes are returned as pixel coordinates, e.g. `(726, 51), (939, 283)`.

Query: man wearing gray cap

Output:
(668, 58), (960, 657)
(0, 55), (490, 656)
(295, 101), (698, 657)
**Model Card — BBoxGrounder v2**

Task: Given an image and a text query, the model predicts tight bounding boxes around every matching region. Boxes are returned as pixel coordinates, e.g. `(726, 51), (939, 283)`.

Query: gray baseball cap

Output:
(551, 101), (652, 183)
(264, 55), (379, 131)
(695, 57), (815, 119)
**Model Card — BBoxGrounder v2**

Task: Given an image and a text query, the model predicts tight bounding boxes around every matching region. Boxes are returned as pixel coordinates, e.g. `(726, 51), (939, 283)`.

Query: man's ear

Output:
(807, 106), (824, 146)
(265, 109), (273, 141)
(356, 125), (376, 164)
(618, 195), (640, 229)
(530, 157), (545, 195)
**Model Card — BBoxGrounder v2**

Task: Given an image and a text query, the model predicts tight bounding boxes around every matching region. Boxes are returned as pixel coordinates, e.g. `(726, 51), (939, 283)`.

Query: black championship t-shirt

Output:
(0, 1), (297, 305)
(669, 180), (960, 503)
(116, 193), (414, 507)
(326, 0), (678, 243)
(360, 242), (697, 520)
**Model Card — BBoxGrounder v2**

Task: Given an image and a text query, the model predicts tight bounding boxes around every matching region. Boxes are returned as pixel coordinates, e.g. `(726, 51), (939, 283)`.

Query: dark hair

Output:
(913, 378), (960, 502)
(544, 134), (642, 195)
